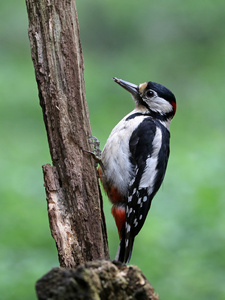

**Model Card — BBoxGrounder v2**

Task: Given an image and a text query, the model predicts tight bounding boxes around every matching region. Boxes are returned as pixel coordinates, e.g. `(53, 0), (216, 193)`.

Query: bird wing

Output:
(119, 118), (170, 263)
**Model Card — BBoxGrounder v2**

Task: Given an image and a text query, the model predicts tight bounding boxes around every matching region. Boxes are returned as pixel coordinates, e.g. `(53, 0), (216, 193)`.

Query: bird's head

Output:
(113, 77), (176, 122)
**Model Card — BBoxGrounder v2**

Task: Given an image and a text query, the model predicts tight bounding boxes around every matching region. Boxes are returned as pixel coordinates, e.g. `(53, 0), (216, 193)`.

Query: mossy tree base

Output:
(36, 260), (158, 300)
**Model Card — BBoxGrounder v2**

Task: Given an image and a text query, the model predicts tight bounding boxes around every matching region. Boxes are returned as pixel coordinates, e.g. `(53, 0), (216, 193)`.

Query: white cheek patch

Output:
(147, 96), (173, 114)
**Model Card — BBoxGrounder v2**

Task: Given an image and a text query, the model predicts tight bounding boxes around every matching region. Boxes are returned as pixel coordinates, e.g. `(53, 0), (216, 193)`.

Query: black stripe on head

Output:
(147, 82), (176, 105)
(126, 112), (151, 121)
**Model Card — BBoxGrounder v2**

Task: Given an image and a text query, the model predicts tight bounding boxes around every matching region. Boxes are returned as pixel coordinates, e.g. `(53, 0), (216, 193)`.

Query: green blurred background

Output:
(0, 1), (225, 299)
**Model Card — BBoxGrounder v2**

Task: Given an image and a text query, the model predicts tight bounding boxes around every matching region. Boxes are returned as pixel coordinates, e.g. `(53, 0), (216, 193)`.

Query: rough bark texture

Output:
(25, 0), (109, 267)
(36, 260), (159, 300)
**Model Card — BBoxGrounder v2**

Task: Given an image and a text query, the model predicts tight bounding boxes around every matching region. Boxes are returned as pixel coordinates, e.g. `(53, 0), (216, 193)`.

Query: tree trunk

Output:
(25, 0), (109, 268)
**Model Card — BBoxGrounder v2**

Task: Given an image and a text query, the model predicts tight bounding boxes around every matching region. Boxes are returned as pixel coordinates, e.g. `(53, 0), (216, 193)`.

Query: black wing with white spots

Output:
(118, 117), (170, 263)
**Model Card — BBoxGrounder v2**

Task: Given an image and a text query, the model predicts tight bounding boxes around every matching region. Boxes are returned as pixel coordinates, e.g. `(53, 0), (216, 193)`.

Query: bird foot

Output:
(85, 136), (102, 167)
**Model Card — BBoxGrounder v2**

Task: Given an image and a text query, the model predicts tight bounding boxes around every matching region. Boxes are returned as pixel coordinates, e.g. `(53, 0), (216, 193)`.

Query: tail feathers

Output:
(115, 235), (134, 264)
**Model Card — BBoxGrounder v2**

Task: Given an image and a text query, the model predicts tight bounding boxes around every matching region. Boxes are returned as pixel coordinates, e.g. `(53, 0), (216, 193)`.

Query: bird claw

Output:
(86, 136), (102, 166)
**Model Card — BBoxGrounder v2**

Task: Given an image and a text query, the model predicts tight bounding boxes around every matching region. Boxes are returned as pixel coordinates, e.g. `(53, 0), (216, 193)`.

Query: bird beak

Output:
(113, 77), (139, 99)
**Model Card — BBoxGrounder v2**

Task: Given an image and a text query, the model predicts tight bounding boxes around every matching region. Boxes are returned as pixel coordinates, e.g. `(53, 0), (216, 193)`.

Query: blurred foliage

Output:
(0, 1), (224, 299)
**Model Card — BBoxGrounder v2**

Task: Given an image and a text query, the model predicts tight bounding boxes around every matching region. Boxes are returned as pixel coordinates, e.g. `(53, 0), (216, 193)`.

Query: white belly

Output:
(101, 110), (147, 196)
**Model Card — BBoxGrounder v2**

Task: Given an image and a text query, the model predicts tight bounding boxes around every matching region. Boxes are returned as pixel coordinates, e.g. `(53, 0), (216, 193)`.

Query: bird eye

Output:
(145, 90), (154, 98)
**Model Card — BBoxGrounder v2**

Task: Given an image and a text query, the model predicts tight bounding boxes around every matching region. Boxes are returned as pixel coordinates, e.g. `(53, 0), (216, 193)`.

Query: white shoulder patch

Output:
(139, 127), (162, 193)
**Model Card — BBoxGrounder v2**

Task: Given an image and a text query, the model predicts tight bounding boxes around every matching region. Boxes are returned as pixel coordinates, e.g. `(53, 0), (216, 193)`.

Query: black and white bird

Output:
(98, 77), (176, 263)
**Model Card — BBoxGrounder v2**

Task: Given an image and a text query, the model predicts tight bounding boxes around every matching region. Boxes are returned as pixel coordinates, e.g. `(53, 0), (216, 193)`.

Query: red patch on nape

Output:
(111, 206), (126, 239)
(171, 101), (177, 114)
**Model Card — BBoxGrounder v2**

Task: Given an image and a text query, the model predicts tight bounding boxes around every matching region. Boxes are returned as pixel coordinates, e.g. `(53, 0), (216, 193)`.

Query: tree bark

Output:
(25, 0), (109, 268)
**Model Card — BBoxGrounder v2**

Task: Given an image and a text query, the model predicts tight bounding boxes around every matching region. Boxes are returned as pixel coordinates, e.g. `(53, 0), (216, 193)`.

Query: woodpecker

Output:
(98, 77), (176, 263)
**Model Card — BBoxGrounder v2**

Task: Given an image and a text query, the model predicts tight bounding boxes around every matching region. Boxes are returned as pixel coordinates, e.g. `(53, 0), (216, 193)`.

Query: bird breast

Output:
(101, 111), (147, 197)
